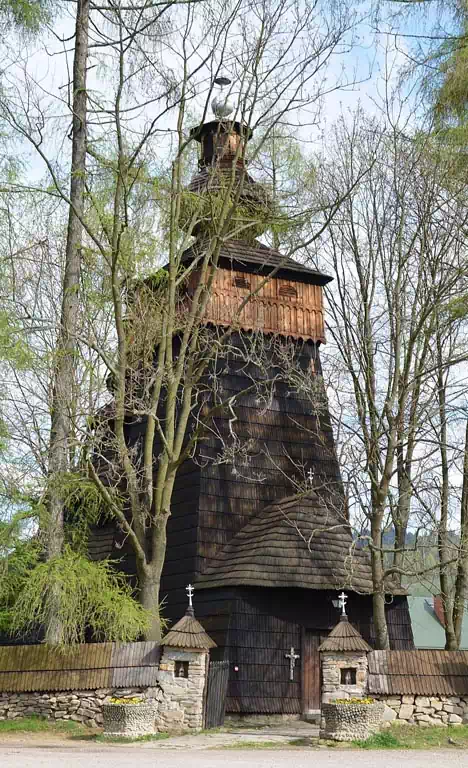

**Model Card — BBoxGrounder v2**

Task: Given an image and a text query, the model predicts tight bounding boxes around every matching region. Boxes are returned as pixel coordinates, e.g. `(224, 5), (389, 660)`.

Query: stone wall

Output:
(0, 688), (150, 728)
(0, 645), (209, 732)
(374, 694), (468, 726)
(321, 651), (368, 704)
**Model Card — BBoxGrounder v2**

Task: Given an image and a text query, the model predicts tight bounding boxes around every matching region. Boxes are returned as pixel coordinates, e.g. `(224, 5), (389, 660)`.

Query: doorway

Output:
(301, 630), (322, 714)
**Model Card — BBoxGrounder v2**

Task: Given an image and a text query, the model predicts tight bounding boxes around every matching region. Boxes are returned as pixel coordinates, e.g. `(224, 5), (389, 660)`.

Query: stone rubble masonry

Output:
(0, 645), (209, 732)
(321, 651), (368, 704)
(373, 694), (468, 726)
(0, 688), (141, 728)
(155, 647), (208, 732)
(102, 703), (157, 737)
(321, 647), (468, 733)
(320, 701), (385, 741)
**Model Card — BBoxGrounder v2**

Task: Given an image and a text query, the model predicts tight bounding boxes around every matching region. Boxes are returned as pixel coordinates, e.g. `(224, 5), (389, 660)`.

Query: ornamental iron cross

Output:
(338, 591), (348, 616)
(285, 647), (300, 681)
(186, 584), (194, 608)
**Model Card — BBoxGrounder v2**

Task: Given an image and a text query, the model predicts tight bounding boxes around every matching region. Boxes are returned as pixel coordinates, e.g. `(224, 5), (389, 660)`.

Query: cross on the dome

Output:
(307, 468), (314, 485)
(285, 646), (300, 681)
(186, 584), (194, 608)
(338, 591), (348, 616)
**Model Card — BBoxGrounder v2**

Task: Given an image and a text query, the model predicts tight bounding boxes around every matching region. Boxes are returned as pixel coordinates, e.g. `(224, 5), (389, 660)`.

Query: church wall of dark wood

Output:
(375, 596), (414, 650)
(194, 340), (345, 579)
(224, 588), (349, 714)
(226, 595), (302, 714)
(193, 587), (414, 714)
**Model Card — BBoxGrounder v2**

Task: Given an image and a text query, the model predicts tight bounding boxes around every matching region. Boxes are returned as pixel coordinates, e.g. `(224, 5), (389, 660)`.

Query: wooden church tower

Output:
(92, 84), (413, 717)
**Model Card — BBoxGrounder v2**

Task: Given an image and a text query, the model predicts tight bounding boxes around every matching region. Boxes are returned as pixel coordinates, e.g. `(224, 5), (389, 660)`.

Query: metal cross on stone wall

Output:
(285, 647), (300, 681)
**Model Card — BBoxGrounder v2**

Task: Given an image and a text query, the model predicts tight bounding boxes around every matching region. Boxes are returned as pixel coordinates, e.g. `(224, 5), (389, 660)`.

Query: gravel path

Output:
(2, 744), (468, 768)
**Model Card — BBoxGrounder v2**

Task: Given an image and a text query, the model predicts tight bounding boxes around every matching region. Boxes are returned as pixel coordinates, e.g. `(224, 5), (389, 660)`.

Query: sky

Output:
(1, 0), (465, 524)
(1, 0), (448, 183)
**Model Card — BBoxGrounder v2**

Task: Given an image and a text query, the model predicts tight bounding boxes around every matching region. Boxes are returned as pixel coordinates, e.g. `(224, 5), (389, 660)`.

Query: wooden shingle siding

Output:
(196, 492), (373, 593)
(384, 598), (415, 650)
(161, 611), (217, 649)
(0, 642), (160, 693)
(182, 239), (330, 283)
(318, 618), (372, 653)
(226, 594), (302, 714)
(193, 342), (345, 582)
(368, 650), (468, 696)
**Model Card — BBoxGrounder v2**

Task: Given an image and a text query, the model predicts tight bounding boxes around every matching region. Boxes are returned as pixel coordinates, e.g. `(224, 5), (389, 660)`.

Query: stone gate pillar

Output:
(157, 607), (216, 731)
(319, 615), (372, 704)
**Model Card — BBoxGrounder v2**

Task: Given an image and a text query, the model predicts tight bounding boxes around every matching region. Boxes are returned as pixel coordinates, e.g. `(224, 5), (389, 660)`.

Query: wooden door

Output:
(301, 630), (321, 712)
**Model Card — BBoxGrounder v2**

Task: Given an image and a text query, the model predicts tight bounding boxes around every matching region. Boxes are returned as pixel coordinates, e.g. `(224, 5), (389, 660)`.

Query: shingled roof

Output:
(318, 616), (372, 653)
(196, 492), (374, 593)
(181, 238), (332, 286)
(161, 608), (217, 650)
(368, 650), (468, 696)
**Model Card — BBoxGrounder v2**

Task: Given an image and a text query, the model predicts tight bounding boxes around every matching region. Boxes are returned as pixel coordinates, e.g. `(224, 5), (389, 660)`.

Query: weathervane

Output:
(186, 583), (194, 608)
(211, 76), (234, 119)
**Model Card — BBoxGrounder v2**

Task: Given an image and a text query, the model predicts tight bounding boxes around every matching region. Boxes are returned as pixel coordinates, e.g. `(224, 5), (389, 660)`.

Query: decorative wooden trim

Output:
(190, 268), (326, 343)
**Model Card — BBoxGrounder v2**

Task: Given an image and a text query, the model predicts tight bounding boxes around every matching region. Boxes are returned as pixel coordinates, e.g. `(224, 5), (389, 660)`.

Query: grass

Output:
(0, 716), (171, 744)
(288, 737), (318, 746)
(353, 724), (468, 749)
(216, 739), (292, 749)
(94, 732), (170, 744)
(0, 715), (86, 736)
(353, 730), (401, 749)
(4, 715), (468, 751)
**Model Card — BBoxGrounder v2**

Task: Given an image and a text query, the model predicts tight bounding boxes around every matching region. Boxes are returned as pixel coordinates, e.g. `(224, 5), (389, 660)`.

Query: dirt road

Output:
(2, 744), (468, 768)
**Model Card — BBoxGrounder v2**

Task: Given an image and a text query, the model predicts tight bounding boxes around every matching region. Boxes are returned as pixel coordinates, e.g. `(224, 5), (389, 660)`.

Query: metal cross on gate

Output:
(285, 647), (300, 681)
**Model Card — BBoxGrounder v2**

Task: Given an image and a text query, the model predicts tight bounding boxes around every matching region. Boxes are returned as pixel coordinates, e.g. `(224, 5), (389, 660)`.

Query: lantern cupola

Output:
(183, 77), (271, 239)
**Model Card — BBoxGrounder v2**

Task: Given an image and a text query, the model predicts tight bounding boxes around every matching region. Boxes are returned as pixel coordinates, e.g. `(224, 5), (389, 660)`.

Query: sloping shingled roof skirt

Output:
(196, 491), (374, 593)
(368, 649), (468, 696)
(161, 608), (217, 650)
(319, 615), (372, 653)
(181, 238), (332, 285)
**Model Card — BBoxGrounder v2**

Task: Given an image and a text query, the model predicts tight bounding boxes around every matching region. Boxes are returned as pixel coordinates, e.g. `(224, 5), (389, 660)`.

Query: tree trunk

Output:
(453, 419), (468, 647)
(370, 510), (390, 649)
(393, 495), (410, 584)
(138, 569), (162, 642)
(435, 325), (457, 650)
(45, 0), (89, 644)
(372, 589), (389, 649)
(139, 507), (171, 641)
(393, 428), (412, 583)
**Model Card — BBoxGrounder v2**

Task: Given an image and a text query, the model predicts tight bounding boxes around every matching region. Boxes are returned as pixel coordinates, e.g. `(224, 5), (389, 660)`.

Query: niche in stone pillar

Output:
(341, 668), (356, 686)
(175, 661), (189, 679)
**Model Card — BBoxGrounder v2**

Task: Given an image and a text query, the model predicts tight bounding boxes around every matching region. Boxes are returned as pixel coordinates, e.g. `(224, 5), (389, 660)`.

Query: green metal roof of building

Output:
(408, 596), (468, 649)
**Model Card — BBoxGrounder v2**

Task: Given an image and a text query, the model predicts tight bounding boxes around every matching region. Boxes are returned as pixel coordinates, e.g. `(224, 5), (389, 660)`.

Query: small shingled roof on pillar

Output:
(318, 615), (372, 653)
(161, 607), (217, 650)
